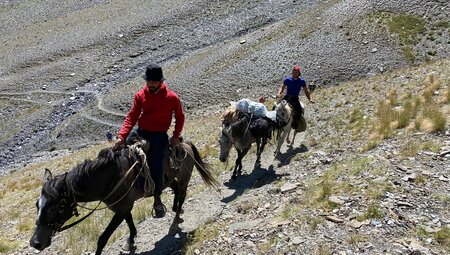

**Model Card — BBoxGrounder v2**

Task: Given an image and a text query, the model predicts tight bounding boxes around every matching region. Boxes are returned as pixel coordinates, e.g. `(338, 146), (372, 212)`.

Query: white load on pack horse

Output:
(219, 98), (277, 179)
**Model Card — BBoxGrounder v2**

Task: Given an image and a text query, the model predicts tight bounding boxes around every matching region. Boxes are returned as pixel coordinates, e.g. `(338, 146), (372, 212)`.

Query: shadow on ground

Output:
(220, 165), (285, 204)
(132, 231), (188, 255)
(276, 143), (308, 166)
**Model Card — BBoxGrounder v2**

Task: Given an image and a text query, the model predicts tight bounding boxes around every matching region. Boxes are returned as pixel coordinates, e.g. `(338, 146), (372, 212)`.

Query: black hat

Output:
(142, 64), (165, 81)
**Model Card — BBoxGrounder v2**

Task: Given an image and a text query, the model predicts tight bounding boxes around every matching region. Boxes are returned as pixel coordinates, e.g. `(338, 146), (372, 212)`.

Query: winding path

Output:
(0, 89), (126, 128)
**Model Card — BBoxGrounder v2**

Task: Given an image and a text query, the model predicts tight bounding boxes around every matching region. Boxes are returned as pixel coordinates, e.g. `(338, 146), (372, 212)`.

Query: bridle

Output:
(43, 149), (145, 233)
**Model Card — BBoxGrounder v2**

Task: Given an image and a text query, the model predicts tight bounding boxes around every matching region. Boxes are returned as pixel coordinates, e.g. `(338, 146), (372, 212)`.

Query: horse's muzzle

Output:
(30, 238), (50, 251)
(30, 229), (52, 251)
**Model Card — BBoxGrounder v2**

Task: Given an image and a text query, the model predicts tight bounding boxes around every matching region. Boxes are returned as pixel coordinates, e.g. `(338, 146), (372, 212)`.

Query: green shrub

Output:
(357, 205), (384, 221)
(402, 47), (415, 62)
(388, 14), (425, 45)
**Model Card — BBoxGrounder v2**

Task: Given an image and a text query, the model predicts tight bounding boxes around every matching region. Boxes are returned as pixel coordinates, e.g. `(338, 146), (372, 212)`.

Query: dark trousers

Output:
(136, 128), (168, 196)
(283, 95), (303, 115)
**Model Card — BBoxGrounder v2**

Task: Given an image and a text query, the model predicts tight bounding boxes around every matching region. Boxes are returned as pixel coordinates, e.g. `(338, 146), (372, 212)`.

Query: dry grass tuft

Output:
(0, 239), (19, 253)
(183, 221), (222, 254)
(414, 104), (447, 133)
(367, 72), (448, 148)
(444, 84), (450, 103)
(356, 204), (384, 221)
(434, 226), (450, 247)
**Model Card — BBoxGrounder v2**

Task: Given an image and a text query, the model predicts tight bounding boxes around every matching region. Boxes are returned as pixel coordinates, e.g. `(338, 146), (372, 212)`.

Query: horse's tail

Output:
(188, 142), (220, 190)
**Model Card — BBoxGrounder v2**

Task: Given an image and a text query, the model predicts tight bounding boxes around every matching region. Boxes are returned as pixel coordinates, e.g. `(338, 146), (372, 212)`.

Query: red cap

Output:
(293, 65), (301, 72)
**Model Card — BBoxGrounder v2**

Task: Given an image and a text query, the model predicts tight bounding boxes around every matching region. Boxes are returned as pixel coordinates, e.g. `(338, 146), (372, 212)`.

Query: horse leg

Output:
(275, 126), (290, 157)
(122, 212), (137, 251)
(260, 138), (267, 157)
(96, 212), (127, 255)
(174, 187), (187, 224)
(169, 182), (188, 235)
(232, 149), (241, 179)
(255, 138), (261, 168)
(286, 126), (293, 145)
(238, 148), (250, 176)
(170, 180), (180, 213)
(291, 130), (298, 146)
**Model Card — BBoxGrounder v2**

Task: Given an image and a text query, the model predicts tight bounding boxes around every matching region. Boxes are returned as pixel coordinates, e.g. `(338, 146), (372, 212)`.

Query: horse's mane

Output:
(222, 105), (239, 126)
(230, 112), (250, 139)
(43, 148), (117, 198)
(42, 173), (67, 198)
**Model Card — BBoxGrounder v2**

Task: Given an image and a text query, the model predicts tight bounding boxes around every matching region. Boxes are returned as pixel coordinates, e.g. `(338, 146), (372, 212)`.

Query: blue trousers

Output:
(134, 128), (168, 196)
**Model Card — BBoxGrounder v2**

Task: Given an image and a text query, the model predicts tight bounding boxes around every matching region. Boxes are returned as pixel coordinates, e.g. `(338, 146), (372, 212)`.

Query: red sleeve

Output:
(172, 97), (185, 139)
(118, 93), (142, 140)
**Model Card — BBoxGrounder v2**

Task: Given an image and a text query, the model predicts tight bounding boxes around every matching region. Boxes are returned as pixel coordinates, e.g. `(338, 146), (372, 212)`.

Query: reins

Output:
(57, 141), (209, 232)
(58, 148), (147, 232)
(170, 143), (188, 169)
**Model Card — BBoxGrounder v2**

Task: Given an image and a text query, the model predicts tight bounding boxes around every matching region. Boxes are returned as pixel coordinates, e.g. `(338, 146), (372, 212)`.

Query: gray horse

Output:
(219, 112), (274, 179)
(274, 100), (306, 156)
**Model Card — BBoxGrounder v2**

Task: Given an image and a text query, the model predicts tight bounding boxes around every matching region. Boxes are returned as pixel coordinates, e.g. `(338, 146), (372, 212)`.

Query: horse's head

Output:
(275, 100), (291, 121)
(219, 124), (233, 162)
(30, 169), (76, 251)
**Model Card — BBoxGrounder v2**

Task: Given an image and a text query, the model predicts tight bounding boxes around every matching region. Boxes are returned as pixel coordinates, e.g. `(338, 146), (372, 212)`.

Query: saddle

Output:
(277, 99), (306, 132)
(114, 141), (155, 197)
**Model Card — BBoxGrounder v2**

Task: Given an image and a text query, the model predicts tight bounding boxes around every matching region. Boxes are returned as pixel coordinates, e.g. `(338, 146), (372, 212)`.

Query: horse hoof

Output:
(169, 224), (182, 235)
(122, 242), (136, 251)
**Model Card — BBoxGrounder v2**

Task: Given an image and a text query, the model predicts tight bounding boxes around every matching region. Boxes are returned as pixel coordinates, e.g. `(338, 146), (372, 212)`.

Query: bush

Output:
(388, 14), (425, 45)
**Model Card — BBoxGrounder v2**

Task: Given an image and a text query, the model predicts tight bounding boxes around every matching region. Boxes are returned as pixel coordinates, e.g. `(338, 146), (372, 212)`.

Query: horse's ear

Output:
(43, 168), (53, 182)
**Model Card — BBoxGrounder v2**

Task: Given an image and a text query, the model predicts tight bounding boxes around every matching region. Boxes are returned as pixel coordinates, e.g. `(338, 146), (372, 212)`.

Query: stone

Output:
(421, 170), (432, 176)
(395, 201), (414, 207)
(438, 176), (449, 182)
(371, 219), (382, 227)
(347, 219), (369, 228)
(280, 183), (298, 193)
(396, 165), (408, 172)
(329, 196), (345, 205)
(402, 173), (417, 182)
(409, 239), (429, 253)
(291, 236), (304, 245)
(270, 219), (291, 227)
(229, 220), (262, 232)
(325, 215), (344, 223)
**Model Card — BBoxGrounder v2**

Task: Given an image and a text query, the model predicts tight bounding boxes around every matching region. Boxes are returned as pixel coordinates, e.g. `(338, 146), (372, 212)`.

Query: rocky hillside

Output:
(3, 58), (449, 255)
(0, 0), (449, 174)
(0, 0), (449, 254)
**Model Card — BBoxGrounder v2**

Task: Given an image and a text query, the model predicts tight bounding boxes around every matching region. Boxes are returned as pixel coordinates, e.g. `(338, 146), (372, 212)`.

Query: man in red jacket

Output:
(115, 64), (185, 218)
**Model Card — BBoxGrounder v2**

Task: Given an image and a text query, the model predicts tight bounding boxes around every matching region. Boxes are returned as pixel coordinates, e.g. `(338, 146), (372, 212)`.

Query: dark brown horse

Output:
(29, 141), (219, 255)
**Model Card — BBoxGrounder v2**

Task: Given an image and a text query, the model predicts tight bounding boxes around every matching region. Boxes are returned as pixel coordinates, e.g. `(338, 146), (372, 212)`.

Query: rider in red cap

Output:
(276, 65), (314, 128)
